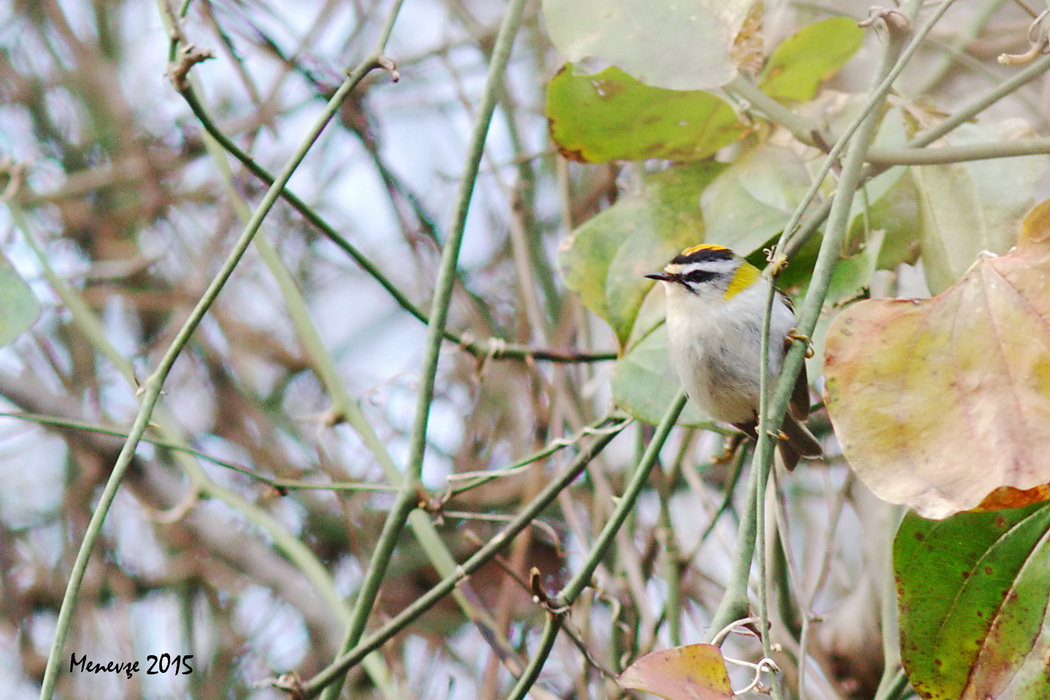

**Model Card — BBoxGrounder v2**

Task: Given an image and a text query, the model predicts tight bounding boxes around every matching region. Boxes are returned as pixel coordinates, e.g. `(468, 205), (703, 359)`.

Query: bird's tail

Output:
(777, 413), (823, 471)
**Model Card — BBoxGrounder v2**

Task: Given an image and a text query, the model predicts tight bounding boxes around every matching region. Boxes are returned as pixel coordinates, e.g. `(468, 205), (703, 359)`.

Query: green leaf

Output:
(845, 106), (919, 269)
(559, 164), (725, 346)
(0, 249), (40, 347)
(849, 166), (921, 270)
(913, 120), (1048, 294)
(699, 144), (814, 255)
(895, 504), (1050, 699)
(758, 17), (864, 102)
(813, 166), (917, 303)
(825, 230), (885, 305)
(546, 65), (746, 164)
(611, 324), (706, 427)
(542, 0), (756, 90)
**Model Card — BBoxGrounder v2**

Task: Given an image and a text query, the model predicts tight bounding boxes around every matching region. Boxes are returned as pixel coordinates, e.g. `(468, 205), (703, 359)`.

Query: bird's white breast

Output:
(663, 281), (794, 424)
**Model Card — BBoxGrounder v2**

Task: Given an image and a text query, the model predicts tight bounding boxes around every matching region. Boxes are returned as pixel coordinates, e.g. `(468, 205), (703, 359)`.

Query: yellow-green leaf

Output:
(559, 163), (725, 347)
(700, 143), (814, 255)
(546, 65), (746, 164)
(759, 17), (864, 102)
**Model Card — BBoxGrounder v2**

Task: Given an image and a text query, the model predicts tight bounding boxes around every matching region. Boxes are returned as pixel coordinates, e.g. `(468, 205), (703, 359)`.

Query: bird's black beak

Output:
(645, 271), (674, 282)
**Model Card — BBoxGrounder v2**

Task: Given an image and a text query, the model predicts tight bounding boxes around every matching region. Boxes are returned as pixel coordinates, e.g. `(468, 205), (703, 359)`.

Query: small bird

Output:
(646, 244), (822, 469)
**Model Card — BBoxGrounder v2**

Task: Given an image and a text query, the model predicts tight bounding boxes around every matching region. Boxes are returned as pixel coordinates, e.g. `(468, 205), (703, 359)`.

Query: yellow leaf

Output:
(824, 200), (1050, 519)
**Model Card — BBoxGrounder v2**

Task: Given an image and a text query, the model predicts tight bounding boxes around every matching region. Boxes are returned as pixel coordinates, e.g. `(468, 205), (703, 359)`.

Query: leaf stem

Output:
(873, 667), (911, 700)
(910, 0), (1006, 95)
(499, 395), (686, 699)
(908, 52), (1050, 149)
(725, 74), (823, 147)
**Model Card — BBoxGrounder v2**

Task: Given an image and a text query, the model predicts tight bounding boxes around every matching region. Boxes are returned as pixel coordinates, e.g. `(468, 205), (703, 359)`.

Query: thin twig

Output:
(296, 418), (627, 696)
(35, 1), (400, 695)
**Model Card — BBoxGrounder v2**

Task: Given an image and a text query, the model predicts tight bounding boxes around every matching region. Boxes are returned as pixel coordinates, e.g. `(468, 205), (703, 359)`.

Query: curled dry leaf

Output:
(618, 643), (733, 700)
(824, 200), (1050, 519)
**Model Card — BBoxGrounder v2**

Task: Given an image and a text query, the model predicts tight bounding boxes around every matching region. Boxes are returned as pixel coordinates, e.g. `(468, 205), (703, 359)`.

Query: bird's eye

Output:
(684, 269), (716, 285)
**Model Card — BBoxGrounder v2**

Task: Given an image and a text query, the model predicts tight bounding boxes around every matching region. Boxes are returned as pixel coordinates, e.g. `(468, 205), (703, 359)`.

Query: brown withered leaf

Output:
(729, 1), (765, 77)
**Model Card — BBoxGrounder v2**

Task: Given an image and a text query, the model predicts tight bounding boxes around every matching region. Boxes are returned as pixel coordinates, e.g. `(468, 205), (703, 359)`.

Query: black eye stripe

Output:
(683, 269), (717, 285)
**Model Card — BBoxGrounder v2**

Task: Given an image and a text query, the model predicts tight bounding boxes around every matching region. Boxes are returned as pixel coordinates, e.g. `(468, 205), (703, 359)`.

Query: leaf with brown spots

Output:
(894, 503), (1050, 699)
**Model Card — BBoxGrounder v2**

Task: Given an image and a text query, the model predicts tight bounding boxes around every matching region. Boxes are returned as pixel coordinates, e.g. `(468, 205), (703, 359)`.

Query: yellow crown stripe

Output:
(681, 243), (729, 256)
(724, 261), (759, 301)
